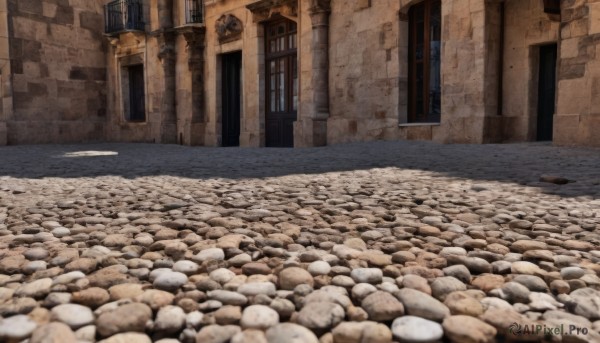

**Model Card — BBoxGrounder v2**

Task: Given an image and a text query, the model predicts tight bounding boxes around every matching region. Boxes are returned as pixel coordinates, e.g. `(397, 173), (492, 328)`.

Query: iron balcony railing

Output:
(105, 0), (145, 34)
(186, 0), (204, 24)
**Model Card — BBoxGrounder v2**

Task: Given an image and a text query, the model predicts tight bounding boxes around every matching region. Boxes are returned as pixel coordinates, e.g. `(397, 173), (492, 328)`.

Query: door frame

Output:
(220, 50), (243, 147)
(535, 43), (558, 142)
(264, 17), (298, 147)
(127, 64), (146, 122)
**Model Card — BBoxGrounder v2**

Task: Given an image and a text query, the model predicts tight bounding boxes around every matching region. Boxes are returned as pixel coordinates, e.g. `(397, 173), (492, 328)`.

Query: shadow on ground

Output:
(0, 141), (598, 198)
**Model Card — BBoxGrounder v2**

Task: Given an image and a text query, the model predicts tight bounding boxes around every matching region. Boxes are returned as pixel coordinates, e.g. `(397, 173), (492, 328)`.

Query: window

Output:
(408, 0), (441, 123)
(186, 0), (204, 24)
(105, 0), (145, 33)
(266, 20), (298, 115)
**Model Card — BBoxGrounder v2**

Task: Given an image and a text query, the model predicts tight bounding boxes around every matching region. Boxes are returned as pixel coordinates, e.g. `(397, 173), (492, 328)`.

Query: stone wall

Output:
(5, 0), (107, 144)
(20, 0), (596, 148)
(437, 0), (495, 144)
(0, 0), (10, 145)
(554, 0), (600, 147)
(327, 0), (401, 145)
(502, 0), (559, 142)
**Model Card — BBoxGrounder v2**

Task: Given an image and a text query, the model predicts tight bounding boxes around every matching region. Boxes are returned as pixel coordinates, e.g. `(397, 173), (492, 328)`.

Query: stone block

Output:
(553, 114), (581, 146)
(356, 0), (371, 11)
(579, 113), (600, 146)
(42, 2), (57, 18)
(406, 125), (433, 141)
(17, 0), (42, 16)
(54, 5), (74, 26)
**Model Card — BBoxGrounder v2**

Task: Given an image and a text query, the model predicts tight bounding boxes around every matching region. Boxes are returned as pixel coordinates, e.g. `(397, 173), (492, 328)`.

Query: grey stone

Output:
(240, 305), (279, 329)
(296, 302), (345, 330)
(512, 275), (549, 292)
(561, 267), (585, 280)
(431, 276), (467, 301)
(153, 271), (188, 292)
(194, 248), (225, 262)
(154, 305), (186, 334)
(569, 288), (600, 320)
(51, 304), (95, 329)
(0, 314), (38, 341)
(15, 278), (53, 298)
(238, 282), (277, 297)
(172, 260), (199, 275)
(265, 323), (319, 343)
(392, 316), (444, 343)
(395, 288), (450, 322)
(307, 261), (331, 276)
(350, 268), (383, 284)
(208, 290), (248, 306)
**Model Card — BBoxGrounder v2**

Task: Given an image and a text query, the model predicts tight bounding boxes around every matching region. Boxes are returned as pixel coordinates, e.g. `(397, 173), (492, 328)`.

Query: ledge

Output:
(398, 122), (441, 127)
(174, 23), (206, 30)
(247, 0), (296, 12)
(104, 29), (146, 37)
(119, 121), (148, 126)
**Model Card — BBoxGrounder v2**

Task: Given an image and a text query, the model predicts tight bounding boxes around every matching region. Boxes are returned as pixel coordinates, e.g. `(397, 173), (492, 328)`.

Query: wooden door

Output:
(128, 64), (145, 122)
(222, 51), (242, 147)
(537, 44), (557, 141)
(265, 19), (298, 147)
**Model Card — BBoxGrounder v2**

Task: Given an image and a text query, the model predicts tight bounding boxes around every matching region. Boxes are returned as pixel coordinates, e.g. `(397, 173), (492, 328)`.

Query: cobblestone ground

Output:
(0, 141), (599, 343)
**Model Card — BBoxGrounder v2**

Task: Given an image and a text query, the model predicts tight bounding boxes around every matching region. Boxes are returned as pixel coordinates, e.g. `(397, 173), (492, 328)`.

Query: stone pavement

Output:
(0, 141), (598, 343)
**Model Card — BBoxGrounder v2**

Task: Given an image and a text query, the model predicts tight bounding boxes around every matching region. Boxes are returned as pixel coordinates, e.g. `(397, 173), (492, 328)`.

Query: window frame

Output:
(265, 19), (298, 116)
(185, 0), (204, 24)
(408, 0), (442, 124)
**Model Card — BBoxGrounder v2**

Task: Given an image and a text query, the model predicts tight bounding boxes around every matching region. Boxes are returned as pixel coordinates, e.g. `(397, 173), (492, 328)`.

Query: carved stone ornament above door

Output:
(246, 0), (298, 23)
(215, 14), (244, 43)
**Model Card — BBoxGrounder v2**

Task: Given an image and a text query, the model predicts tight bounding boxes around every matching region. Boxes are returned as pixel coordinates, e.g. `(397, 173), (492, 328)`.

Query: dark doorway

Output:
(537, 44), (557, 141)
(128, 64), (146, 122)
(221, 51), (242, 147)
(265, 18), (298, 147)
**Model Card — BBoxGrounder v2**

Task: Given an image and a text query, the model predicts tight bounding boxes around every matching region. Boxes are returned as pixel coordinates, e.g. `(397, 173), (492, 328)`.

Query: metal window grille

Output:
(105, 0), (145, 33)
(186, 0), (204, 24)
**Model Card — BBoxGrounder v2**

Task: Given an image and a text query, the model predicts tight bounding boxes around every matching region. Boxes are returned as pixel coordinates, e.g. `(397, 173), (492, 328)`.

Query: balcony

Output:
(105, 0), (145, 34)
(186, 0), (204, 24)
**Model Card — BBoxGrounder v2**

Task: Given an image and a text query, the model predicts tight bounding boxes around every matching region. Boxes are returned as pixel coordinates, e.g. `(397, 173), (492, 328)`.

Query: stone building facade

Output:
(0, 0), (107, 145)
(0, 0), (598, 147)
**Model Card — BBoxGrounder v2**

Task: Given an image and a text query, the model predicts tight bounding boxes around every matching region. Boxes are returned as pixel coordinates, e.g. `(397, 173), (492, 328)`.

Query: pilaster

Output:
(295, 0), (331, 147)
(177, 26), (206, 145)
(156, 30), (178, 143)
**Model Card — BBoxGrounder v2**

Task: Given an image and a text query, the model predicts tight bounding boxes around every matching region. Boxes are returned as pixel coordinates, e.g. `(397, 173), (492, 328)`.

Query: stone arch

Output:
(246, 0), (298, 23)
(400, 0), (426, 15)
